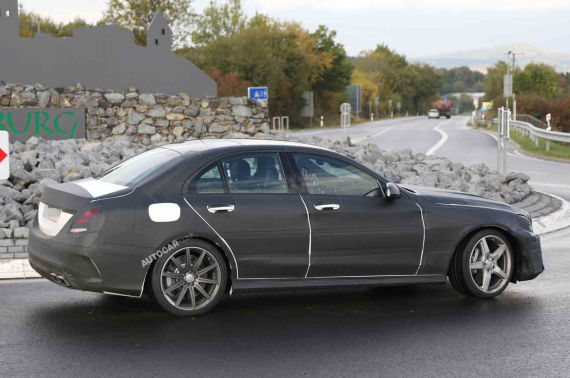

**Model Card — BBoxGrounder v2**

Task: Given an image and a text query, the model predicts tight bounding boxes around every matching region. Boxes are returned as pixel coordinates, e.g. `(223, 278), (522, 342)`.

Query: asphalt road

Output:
(294, 116), (570, 200)
(2, 116), (569, 377)
(0, 226), (568, 377)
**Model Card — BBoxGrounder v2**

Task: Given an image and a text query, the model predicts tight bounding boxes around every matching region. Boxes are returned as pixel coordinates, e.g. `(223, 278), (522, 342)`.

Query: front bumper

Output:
(514, 232), (544, 282)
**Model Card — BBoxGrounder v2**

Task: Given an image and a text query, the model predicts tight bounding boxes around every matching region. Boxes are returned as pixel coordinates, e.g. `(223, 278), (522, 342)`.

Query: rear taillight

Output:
(70, 209), (101, 234)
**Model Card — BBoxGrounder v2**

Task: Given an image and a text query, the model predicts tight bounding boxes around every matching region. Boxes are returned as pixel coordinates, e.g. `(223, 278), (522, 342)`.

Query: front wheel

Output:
(151, 239), (227, 316)
(449, 230), (514, 299)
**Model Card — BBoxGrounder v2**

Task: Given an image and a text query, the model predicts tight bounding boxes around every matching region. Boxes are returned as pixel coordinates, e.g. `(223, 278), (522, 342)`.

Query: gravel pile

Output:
(0, 133), (532, 239)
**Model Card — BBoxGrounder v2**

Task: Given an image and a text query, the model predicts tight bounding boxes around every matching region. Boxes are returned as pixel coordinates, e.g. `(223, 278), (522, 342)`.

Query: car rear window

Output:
(99, 148), (180, 186)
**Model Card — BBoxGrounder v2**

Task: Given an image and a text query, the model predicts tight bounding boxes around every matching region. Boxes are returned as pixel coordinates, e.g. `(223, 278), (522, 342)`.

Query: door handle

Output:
(314, 204), (340, 211)
(207, 205), (235, 213)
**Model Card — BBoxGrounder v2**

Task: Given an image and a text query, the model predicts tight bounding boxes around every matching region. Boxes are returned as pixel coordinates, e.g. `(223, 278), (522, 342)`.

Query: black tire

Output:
(449, 229), (514, 299)
(151, 239), (228, 316)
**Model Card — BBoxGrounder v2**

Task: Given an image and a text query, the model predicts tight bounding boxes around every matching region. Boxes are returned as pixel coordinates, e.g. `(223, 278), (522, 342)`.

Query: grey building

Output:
(0, 0), (216, 96)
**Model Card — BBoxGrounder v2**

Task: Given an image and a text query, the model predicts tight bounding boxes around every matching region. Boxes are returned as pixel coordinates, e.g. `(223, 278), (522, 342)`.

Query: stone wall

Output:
(0, 238), (28, 259)
(0, 83), (270, 141)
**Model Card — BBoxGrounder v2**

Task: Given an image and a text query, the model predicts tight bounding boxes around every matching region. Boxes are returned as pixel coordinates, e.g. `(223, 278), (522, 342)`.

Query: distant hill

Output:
(414, 43), (570, 73)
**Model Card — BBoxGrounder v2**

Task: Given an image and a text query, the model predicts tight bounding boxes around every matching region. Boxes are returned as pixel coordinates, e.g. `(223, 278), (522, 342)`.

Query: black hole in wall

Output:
(161, 28), (165, 35)
(155, 39), (159, 45)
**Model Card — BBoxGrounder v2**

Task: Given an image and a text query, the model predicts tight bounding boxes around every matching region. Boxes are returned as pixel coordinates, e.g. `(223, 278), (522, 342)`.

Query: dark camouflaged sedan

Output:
(29, 139), (543, 316)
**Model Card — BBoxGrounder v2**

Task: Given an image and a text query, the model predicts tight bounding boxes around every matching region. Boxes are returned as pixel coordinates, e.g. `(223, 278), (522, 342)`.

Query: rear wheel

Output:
(449, 230), (514, 299)
(152, 239), (227, 316)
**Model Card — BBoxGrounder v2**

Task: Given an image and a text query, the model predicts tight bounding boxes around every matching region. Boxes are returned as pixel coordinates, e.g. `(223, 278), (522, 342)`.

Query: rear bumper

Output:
(28, 232), (105, 293)
(514, 231), (544, 282)
(28, 219), (147, 297)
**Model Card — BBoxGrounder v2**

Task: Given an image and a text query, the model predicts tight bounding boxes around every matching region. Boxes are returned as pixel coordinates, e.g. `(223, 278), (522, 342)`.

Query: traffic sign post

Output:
(247, 87), (268, 101)
(0, 131), (10, 180)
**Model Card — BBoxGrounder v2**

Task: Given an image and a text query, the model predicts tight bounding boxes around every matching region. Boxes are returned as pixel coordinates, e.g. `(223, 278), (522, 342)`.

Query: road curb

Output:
(533, 190), (570, 235)
(0, 258), (40, 280)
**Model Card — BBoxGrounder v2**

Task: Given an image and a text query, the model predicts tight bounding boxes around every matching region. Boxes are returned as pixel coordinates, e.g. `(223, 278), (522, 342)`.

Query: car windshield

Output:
(99, 148), (180, 187)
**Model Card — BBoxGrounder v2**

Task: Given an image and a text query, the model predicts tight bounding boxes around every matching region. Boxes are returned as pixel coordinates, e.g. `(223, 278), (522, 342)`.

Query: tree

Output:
(515, 63), (561, 98)
(310, 26), (354, 115)
(192, 0), (246, 46)
(210, 69), (250, 97)
(19, 8), (90, 38)
(439, 66), (485, 95)
(102, 0), (195, 47)
(311, 26), (353, 94)
(353, 45), (442, 115)
(483, 61), (509, 104)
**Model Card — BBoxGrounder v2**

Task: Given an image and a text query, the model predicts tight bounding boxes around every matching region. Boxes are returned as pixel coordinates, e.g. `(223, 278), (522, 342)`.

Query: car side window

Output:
(292, 153), (380, 196)
(221, 153), (288, 194)
(190, 164), (225, 194)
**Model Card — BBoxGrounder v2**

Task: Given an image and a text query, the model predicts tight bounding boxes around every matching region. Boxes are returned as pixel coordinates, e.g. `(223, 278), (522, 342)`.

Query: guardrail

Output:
(510, 116), (570, 150)
(515, 114), (548, 129)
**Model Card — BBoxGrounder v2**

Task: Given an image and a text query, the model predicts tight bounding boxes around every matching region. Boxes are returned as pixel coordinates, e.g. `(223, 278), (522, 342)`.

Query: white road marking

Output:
(531, 182), (570, 190)
(426, 121), (449, 156)
(352, 126), (394, 144)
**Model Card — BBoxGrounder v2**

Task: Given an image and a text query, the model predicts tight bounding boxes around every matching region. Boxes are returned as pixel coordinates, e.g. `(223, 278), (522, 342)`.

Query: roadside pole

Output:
(340, 103), (351, 139)
(497, 107), (510, 174)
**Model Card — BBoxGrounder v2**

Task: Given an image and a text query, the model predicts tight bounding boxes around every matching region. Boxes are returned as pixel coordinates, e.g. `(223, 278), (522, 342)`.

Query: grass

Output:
(510, 131), (570, 161)
(474, 122), (570, 161)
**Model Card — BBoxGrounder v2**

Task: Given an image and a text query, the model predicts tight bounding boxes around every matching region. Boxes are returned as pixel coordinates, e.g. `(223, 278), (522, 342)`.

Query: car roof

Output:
(161, 138), (333, 155)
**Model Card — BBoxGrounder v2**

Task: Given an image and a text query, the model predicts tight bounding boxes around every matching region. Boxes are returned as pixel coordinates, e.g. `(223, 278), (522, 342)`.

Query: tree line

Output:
(16, 0), (449, 126)
(22, 0), (569, 130)
(484, 61), (570, 132)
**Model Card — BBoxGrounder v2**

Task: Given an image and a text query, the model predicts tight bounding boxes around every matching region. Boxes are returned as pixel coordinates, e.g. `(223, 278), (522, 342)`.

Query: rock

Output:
(104, 93), (125, 104)
(139, 93), (157, 106)
(209, 123), (227, 133)
(0, 228), (13, 238)
(166, 113), (185, 121)
(184, 104), (200, 117)
(37, 91), (51, 107)
(154, 119), (169, 127)
(150, 134), (163, 144)
(112, 124), (127, 135)
(2, 203), (22, 222)
(147, 106), (166, 117)
(172, 126), (185, 138)
(505, 172), (530, 183)
(137, 123), (156, 135)
(127, 110), (145, 125)
(232, 105), (253, 117)
(50, 91), (60, 106)
(13, 227), (29, 239)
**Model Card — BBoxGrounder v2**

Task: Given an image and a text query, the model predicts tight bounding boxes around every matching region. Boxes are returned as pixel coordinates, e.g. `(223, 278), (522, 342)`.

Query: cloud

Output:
(247, 0), (570, 13)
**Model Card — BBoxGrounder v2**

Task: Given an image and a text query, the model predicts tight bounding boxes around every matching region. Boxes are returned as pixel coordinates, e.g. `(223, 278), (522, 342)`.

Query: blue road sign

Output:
(248, 87), (268, 100)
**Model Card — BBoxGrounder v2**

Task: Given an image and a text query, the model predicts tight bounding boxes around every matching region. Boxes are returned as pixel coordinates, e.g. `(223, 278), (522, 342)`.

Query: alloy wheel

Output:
(160, 247), (222, 311)
(468, 235), (512, 294)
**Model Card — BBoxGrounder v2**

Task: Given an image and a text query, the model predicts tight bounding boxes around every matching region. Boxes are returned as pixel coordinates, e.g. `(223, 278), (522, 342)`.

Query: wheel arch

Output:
(142, 234), (234, 297)
(448, 225), (521, 283)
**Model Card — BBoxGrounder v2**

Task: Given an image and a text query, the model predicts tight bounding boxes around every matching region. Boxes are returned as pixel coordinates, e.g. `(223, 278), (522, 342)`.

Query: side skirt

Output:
(232, 274), (447, 291)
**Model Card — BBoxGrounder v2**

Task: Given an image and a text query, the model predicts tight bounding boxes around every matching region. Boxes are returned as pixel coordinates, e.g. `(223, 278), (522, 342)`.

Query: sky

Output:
(18, 0), (570, 58)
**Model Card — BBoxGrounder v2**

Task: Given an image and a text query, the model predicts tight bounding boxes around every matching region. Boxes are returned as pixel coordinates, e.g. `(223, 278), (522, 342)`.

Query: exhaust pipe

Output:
(50, 272), (71, 287)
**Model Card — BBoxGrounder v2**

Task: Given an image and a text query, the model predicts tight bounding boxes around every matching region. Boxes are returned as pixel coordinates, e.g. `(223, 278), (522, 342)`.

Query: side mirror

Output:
(385, 182), (401, 200)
